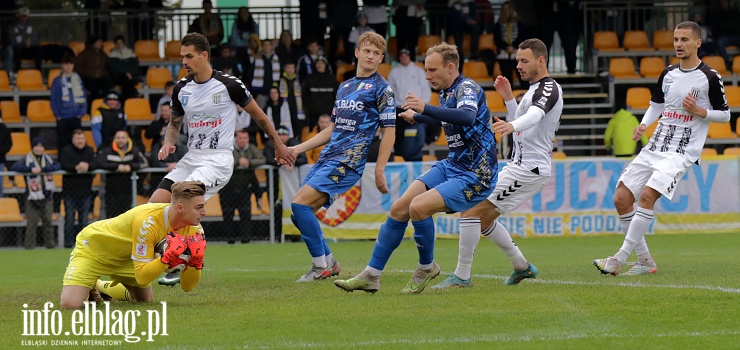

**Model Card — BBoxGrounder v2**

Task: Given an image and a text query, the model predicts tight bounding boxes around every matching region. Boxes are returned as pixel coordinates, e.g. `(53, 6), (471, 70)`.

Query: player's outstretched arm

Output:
(159, 113), (183, 160)
(494, 76), (514, 101)
(292, 122), (335, 154)
(180, 267), (201, 292)
(244, 99), (297, 166)
(374, 126), (395, 194)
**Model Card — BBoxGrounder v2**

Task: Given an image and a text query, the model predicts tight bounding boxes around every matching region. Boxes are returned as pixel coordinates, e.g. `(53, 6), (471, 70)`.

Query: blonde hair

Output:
(171, 181), (206, 202)
(357, 32), (386, 54)
(426, 43), (460, 70)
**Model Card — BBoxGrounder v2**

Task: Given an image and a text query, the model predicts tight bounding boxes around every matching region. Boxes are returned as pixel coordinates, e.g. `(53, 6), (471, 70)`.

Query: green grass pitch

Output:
(3, 233), (740, 349)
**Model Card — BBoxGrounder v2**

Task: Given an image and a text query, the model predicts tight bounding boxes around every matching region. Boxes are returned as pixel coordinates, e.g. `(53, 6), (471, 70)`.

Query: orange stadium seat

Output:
(478, 33), (496, 52)
(644, 120), (658, 139)
(737, 119), (740, 136)
(90, 98), (104, 116)
(165, 40), (182, 60)
(69, 41), (85, 56)
(463, 61), (493, 84)
(639, 57), (665, 78)
(84, 130), (96, 150)
(669, 56), (679, 66)
(124, 98), (153, 121)
(134, 40), (161, 60)
(178, 67), (189, 80)
(447, 34), (471, 57)
(485, 90), (506, 114)
(652, 30), (674, 50)
(417, 35), (442, 57)
(707, 123), (734, 138)
(702, 148), (718, 156)
(626, 87), (651, 110)
(723, 147), (740, 155)
(732, 56), (740, 75)
(26, 100), (55, 123)
(701, 55), (727, 76)
(146, 67), (173, 89)
(0, 70), (11, 91)
(47, 68), (60, 88)
(16, 69), (45, 90)
(102, 41), (115, 55)
(429, 92), (439, 106)
(377, 63), (391, 79)
(552, 151), (567, 159)
(8, 132), (31, 156)
(724, 85), (740, 108)
(593, 31), (622, 51)
(205, 193), (223, 217)
(0, 198), (24, 223)
(609, 58), (639, 78)
(0, 101), (22, 124)
(623, 31), (651, 50)
(140, 129), (153, 153)
(335, 63), (355, 83)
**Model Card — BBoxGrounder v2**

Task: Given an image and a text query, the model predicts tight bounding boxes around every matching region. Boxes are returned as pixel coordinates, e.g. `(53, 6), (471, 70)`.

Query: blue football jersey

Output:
(318, 72), (396, 174)
(438, 75), (497, 188)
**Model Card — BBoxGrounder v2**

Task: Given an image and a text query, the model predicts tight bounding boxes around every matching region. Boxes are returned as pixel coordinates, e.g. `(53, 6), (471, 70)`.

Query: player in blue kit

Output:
(334, 42), (498, 294)
(288, 32), (396, 282)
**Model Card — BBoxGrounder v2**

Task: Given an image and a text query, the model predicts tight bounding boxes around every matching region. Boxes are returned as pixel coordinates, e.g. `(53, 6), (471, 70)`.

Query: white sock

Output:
(454, 218), (481, 280)
(364, 266), (382, 277)
(312, 255), (327, 268)
(620, 209), (650, 260)
(483, 221), (528, 271)
(615, 207), (653, 264)
(325, 254), (334, 266)
(619, 210), (635, 234)
(418, 263), (433, 270)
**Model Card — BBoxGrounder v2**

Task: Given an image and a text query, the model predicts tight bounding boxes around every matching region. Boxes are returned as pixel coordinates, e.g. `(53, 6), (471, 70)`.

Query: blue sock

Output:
(291, 203), (325, 258)
(323, 240), (331, 256)
(368, 217), (408, 270)
(413, 217), (435, 265)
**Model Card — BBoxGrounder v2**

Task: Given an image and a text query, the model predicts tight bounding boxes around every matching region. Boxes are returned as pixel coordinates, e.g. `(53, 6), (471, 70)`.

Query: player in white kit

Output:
(433, 38), (563, 289)
(594, 21), (730, 276)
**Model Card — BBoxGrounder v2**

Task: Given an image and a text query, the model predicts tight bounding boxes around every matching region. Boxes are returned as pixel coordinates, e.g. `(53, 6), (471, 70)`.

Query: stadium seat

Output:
(737, 119), (740, 136)
(609, 58), (639, 78)
(8, 132), (31, 156)
(478, 33), (496, 52)
(463, 61), (493, 84)
(623, 31), (651, 50)
(84, 130), (96, 150)
(512, 89), (527, 100)
(707, 122), (734, 138)
(0, 197), (24, 222)
(723, 147), (740, 155)
(417, 35), (442, 57)
(669, 56), (679, 66)
(136, 195), (149, 206)
(724, 85), (740, 108)
(140, 129), (153, 153)
(435, 128), (447, 146)
(69, 41), (85, 56)
(16, 69), (45, 90)
(260, 193), (270, 214)
(429, 92), (439, 106)
(134, 40), (161, 60)
(701, 55), (727, 76)
(593, 31), (622, 51)
(335, 63), (355, 83)
(393, 155), (405, 162)
(732, 56), (740, 76)
(26, 100), (55, 123)
(165, 40), (182, 60)
(0, 70), (11, 91)
(644, 120), (658, 139)
(387, 37), (398, 57)
(47, 68), (60, 88)
(447, 34), (471, 57)
(652, 30), (674, 50)
(422, 154), (437, 161)
(377, 63), (391, 80)
(102, 41), (115, 55)
(552, 151), (567, 159)
(485, 90), (506, 113)
(701, 148), (718, 156)
(124, 98), (153, 121)
(205, 193), (223, 217)
(626, 87), (651, 110)
(639, 57), (665, 78)
(89, 98), (104, 116)
(177, 67), (188, 80)
(0, 101), (22, 124)
(61, 197), (102, 222)
(414, 61), (426, 71)
(146, 67), (173, 89)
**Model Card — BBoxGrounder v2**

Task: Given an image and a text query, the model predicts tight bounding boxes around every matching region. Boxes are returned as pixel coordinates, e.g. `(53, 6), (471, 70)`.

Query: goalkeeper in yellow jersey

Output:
(60, 181), (208, 309)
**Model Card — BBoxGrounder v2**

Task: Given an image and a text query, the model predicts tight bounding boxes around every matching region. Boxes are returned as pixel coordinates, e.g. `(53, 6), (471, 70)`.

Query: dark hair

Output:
(518, 38), (549, 64)
(86, 35), (100, 47)
(113, 35), (125, 44)
(236, 128), (249, 134)
(164, 81), (176, 89)
(72, 129), (85, 136)
(61, 54), (75, 64)
(675, 21), (702, 39)
(181, 32), (210, 54)
(160, 102), (171, 109)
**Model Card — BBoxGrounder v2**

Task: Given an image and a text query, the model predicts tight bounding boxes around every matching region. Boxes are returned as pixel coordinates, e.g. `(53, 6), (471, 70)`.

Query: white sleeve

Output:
(640, 101), (663, 127)
(504, 99), (518, 120)
(705, 109), (731, 123)
(510, 107), (545, 132)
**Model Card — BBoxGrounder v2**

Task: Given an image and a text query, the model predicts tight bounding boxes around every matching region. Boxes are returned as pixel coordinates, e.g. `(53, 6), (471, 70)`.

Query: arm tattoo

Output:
(165, 115), (184, 145)
(254, 117), (275, 141)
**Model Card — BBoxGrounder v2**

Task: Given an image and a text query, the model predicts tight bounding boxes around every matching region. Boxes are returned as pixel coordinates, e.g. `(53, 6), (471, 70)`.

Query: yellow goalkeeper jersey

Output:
(77, 203), (205, 265)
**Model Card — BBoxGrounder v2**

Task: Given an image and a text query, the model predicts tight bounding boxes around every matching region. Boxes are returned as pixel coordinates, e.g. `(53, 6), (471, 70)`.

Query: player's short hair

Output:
(172, 181), (206, 202)
(357, 32), (386, 54)
(164, 81), (175, 89)
(426, 43), (460, 70)
(518, 38), (548, 64)
(675, 21), (701, 39)
(181, 33), (210, 54)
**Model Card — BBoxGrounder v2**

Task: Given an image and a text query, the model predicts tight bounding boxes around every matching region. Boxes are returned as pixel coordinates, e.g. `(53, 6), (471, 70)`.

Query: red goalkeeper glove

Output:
(160, 232), (188, 269)
(185, 233), (206, 270)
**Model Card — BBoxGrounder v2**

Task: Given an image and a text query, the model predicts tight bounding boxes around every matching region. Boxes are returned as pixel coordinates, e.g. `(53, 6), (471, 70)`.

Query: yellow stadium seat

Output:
(417, 35), (442, 57)
(16, 69), (45, 90)
(0, 70), (11, 91)
(732, 56), (740, 75)
(177, 67), (189, 80)
(737, 119), (740, 137)
(478, 33), (496, 52)
(435, 128), (448, 146)
(463, 61), (493, 84)
(593, 31), (622, 51)
(377, 63), (392, 80)
(134, 40), (161, 60)
(84, 130), (96, 150)
(707, 123), (734, 138)
(669, 56), (679, 66)
(652, 30), (674, 50)
(47, 68), (61, 88)
(512, 89), (527, 101)
(422, 154), (437, 161)
(723, 147), (740, 155)
(626, 87), (651, 110)
(485, 90), (506, 113)
(123, 98), (153, 121)
(335, 63), (355, 83)
(0, 197), (24, 222)
(644, 120), (658, 139)
(639, 57), (665, 78)
(205, 193), (223, 217)
(146, 67), (173, 89)
(609, 58), (639, 78)
(26, 100), (55, 123)
(8, 132), (31, 156)
(552, 151), (567, 159)
(724, 85), (740, 108)
(701, 148), (718, 156)
(394, 155), (405, 162)
(429, 92), (439, 106)
(69, 41), (85, 56)
(102, 41), (115, 55)
(140, 129), (153, 153)
(165, 40), (181, 60)
(260, 192), (270, 214)
(0, 101), (22, 124)
(623, 30), (651, 50)
(89, 98), (104, 116)
(701, 55), (727, 76)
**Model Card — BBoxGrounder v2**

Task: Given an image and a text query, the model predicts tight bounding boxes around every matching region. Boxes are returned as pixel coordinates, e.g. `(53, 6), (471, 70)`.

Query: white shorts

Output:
(618, 149), (693, 200)
(486, 166), (548, 216)
(164, 149), (234, 200)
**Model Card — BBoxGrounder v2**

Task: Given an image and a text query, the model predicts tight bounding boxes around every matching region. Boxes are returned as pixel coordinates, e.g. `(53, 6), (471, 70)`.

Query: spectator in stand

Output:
(85, 0), (115, 41)
(212, 44), (241, 77)
(91, 91), (127, 149)
(145, 102), (172, 150)
(51, 55), (88, 152)
(475, 0), (495, 34)
(147, 103), (186, 196)
(327, 0), (358, 64)
(229, 6), (259, 59)
(348, 12), (376, 63)
(59, 130), (97, 248)
(9, 7), (41, 73)
(279, 61), (306, 137)
(188, 0), (224, 56)
(392, 0), (426, 61)
(96, 130), (148, 217)
(123, 0), (162, 42)
(0, 118), (11, 197)
(299, 1), (328, 50)
(363, 0), (389, 39)
(275, 29), (304, 66)
(107, 35), (140, 101)
(605, 108), (649, 157)
(263, 85), (294, 140)
(11, 137), (61, 249)
(449, 0), (480, 60)
(302, 56), (337, 130)
(296, 38), (328, 82)
(248, 39), (281, 108)
(220, 128), (266, 242)
(539, 0), (582, 74)
(155, 81), (175, 120)
(494, 2), (525, 88)
(306, 114), (332, 164)
(709, 0), (740, 68)
(75, 36), (111, 103)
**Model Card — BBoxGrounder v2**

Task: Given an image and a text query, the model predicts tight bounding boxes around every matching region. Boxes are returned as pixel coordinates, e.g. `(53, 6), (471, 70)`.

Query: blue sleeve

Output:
(91, 122), (102, 148)
(50, 78), (61, 117)
(422, 104), (476, 126)
(10, 160), (31, 172)
(42, 157), (61, 172)
(413, 113), (443, 126)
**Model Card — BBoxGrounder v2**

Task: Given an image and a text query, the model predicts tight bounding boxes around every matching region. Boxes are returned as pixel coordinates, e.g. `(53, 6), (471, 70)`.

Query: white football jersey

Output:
(647, 63), (728, 162)
(171, 70), (253, 151)
(509, 77), (563, 177)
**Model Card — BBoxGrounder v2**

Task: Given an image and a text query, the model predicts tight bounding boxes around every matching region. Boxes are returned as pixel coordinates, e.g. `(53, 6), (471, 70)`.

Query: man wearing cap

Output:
(11, 137), (61, 249)
(51, 54), (87, 152)
(91, 91), (127, 149)
(302, 55), (337, 130)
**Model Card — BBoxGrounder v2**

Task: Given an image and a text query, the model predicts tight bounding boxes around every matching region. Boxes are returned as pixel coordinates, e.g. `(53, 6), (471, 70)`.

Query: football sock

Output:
(483, 221), (529, 271)
(619, 210), (635, 234)
(95, 280), (131, 302)
(615, 207), (653, 264)
(291, 203), (327, 268)
(368, 217), (408, 271)
(454, 218), (481, 280)
(325, 253), (335, 266)
(619, 209), (650, 261)
(412, 217), (435, 265)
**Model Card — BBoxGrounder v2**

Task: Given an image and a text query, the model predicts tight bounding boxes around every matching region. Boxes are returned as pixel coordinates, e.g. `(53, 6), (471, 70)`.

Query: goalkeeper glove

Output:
(185, 233), (206, 270)
(160, 232), (188, 269)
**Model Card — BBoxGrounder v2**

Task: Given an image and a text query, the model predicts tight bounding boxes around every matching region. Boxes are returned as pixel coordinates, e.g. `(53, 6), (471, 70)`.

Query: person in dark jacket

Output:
(91, 91), (127, 149)
(59, 129), (97, 248)
(75, 36), (111, 102)
(0, 120), (11, 197)
(264, 126), (307, 198)
(302, 56), (337, 130)
(96, 130), (148, 217)
(51, 54), (88, 152)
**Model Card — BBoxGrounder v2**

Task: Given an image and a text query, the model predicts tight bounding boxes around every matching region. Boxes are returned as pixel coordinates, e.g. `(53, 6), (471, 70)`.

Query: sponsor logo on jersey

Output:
(357, 82), (373, 90)
(542, 81), (553, 97)
(535, 97), (548, 108)
(136, 243), (146, 256)
(335, 99), (364, 111)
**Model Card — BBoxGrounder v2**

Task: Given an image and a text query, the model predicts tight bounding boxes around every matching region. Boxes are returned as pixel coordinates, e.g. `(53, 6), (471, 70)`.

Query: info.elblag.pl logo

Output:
(21, 301), (168, 345)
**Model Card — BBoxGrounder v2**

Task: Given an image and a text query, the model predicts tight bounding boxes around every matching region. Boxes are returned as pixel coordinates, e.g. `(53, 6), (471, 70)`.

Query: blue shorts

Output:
(302, 160), (362, 208)
(417, 159), (495, 213)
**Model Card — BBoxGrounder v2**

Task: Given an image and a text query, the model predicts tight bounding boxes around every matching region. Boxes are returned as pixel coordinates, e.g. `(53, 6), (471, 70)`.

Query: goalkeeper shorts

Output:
(62, 241), (150, 289)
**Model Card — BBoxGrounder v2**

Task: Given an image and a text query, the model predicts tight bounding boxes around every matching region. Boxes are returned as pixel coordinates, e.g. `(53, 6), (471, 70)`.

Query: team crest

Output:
(315, 185), (362, 226)
(180, 95), (189, 106)
(464, 190), (473, 201)
(212, 93), (222, 104)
